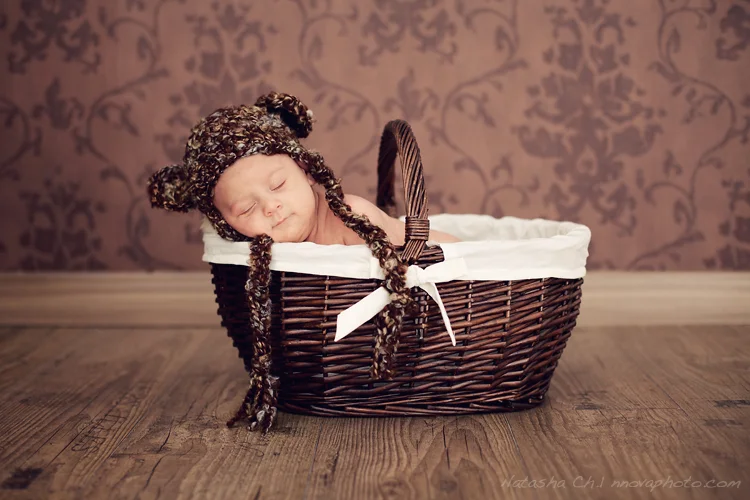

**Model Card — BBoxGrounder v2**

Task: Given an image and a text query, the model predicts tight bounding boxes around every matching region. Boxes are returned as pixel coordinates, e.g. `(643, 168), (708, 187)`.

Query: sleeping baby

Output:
(212, 152), (460, 246)
(147, 91), (457, 434)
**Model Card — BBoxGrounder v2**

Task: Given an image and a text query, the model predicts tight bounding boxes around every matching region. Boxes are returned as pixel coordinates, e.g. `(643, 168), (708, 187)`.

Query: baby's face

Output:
(213, 154), (317, 242)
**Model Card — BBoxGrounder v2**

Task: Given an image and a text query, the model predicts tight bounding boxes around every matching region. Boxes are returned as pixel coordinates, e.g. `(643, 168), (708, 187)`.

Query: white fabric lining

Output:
(201, 213), (591, 281)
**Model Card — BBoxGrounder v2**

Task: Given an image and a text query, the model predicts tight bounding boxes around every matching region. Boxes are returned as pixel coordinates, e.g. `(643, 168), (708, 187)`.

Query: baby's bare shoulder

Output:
(343, 194), (461, 245)
(343, 193), (406, 245)
(343, 193), (374, 211)
(343, 194), (390, 225)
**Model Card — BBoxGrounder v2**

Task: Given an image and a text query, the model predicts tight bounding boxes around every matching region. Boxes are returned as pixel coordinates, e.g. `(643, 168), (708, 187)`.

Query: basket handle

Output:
(375, 120), (429, 264)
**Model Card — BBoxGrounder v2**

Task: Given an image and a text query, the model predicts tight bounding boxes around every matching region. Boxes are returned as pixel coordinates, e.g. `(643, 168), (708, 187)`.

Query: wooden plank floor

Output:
(0, 325), (747, 500)
(1, 272), (749, 328)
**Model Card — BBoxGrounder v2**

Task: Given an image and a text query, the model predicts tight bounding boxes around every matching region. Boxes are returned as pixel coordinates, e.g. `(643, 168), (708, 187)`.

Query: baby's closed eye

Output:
(239, 203), (256, 216)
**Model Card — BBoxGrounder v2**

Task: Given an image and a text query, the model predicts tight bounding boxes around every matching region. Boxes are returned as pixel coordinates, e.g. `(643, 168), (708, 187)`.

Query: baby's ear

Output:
(147, 164), (197, 212)
(255, 92), (314, 139)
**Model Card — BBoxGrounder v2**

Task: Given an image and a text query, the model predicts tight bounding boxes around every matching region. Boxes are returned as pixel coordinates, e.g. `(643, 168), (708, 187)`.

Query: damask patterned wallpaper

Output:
(0, 0), (748, 271)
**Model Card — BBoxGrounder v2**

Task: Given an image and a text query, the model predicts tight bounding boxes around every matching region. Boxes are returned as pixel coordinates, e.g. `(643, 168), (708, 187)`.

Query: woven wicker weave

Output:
(210, 120), (583, 417)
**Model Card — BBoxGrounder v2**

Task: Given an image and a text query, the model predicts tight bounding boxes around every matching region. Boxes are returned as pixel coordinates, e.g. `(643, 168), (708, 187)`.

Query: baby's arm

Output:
(344, 194), (461, 246)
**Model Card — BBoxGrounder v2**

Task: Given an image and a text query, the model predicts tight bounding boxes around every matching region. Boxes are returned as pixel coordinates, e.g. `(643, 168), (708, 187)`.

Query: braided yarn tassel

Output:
(226, 235), (280, 433)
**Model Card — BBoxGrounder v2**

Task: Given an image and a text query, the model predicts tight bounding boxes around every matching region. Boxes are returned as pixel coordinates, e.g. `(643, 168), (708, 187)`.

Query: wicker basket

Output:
(207, 120), (587, 417)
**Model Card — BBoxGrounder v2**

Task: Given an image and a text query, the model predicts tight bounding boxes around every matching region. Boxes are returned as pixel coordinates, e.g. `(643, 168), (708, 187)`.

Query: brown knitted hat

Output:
(147, 92), (411, 434)
(147, 92), (316, 241)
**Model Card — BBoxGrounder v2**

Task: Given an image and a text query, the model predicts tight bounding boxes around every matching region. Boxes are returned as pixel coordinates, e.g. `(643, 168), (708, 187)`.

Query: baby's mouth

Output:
(274, 217), (287, 228)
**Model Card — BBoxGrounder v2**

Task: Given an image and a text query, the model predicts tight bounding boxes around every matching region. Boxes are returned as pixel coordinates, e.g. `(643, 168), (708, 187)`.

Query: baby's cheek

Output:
(235, 218), (262, 238)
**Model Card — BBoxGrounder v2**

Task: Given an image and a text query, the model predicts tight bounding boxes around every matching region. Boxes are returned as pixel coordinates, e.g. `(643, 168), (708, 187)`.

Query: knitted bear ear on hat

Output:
(147, 164), (197, 213)
(255, 92), (314, 139)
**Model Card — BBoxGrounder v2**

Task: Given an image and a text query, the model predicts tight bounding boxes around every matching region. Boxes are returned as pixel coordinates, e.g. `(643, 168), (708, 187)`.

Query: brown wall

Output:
(1, 0), (748, 271)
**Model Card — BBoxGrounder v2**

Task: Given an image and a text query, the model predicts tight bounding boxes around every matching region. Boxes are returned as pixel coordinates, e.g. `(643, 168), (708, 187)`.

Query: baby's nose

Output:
(264, 200), (282, 216)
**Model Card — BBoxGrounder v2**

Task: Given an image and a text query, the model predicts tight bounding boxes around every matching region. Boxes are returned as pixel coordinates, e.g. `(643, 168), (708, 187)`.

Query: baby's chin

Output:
(233, 217), (311, 243)
(271, 220), (309, 243)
